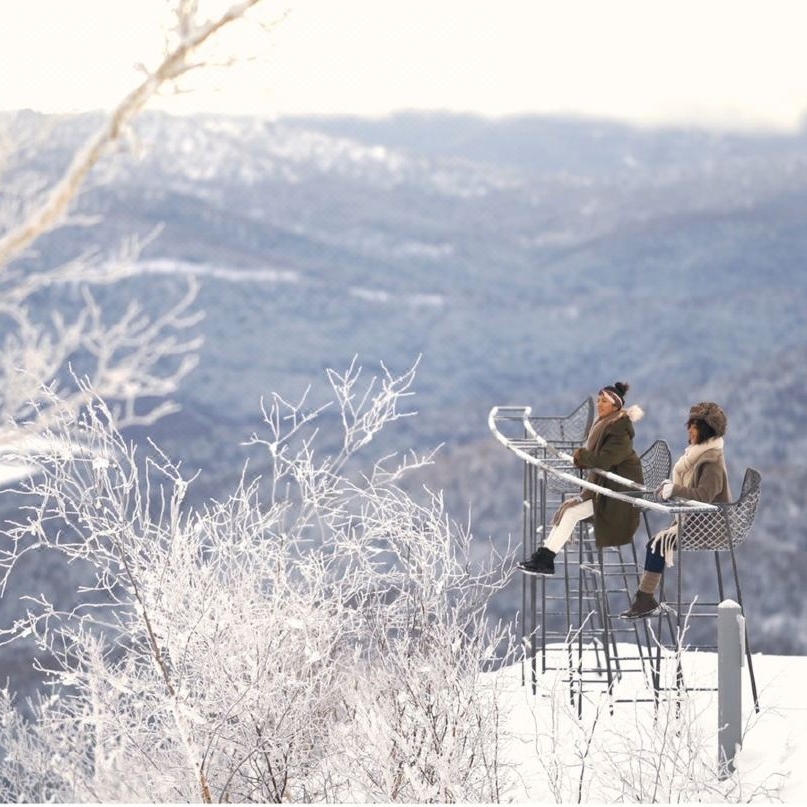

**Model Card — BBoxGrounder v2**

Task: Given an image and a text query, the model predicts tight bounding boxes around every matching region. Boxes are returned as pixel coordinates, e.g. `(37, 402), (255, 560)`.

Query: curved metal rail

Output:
(522, 416), (647, 492)
(489, 405), (717, 515)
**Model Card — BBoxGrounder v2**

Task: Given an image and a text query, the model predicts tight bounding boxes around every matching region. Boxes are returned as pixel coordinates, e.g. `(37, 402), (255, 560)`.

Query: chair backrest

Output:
(679, 467), (762, 552)
(639, 440), (672, 491)
(528, 398), (593, 494)
(527, 398), (594, 446)
(546, 416), (669, 497)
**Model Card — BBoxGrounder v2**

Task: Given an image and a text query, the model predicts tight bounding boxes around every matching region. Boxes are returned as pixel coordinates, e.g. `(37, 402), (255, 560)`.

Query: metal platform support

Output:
(534, 526), (651, 717)
(489, 403), (760, 715)
(545, 440), (674, 715)
(494, 401), (659, 714)
(506, 400), (594, 701)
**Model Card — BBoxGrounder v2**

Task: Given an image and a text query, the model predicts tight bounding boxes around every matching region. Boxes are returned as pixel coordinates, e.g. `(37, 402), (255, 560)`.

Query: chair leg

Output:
(625, 541), (655, 679)
(596, 548), (617, 694)
(673, 551), (686, 715)
(728, 544), (761, 713)
(521, 460), (531, 689)
(714, 551), (725, 602)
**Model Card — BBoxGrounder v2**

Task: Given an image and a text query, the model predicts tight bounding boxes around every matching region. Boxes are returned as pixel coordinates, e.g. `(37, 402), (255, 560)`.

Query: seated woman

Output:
(518, 381), (644, 576)
(621, 401), (731, 619)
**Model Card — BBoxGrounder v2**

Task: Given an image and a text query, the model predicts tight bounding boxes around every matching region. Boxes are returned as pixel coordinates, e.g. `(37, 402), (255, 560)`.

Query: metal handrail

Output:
(489, 405), (718, 515)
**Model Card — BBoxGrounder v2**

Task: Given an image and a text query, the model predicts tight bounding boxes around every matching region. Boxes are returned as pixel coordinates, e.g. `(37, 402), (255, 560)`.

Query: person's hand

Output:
(656, 480), (674, 500)
(572, 448), (586, 468)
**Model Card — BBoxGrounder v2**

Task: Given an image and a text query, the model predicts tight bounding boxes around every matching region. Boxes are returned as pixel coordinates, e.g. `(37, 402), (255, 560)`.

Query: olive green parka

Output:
(573, 407), (644, 548)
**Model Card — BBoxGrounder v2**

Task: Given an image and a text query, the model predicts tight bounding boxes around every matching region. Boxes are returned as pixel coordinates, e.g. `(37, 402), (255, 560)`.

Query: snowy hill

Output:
(1, 109), (806, 658)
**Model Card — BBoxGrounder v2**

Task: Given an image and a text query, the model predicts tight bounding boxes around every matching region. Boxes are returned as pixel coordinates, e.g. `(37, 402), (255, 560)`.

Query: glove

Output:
(572, 448), (586, 469)
(657, 480), (674, 500)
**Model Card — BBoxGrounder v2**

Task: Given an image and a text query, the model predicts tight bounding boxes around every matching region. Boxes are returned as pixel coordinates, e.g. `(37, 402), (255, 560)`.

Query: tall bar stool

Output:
(649, 467), (762, 711)
(523, 439), (671, 714)
(573, 440), (673, 709)
(520, 400), (593, 695)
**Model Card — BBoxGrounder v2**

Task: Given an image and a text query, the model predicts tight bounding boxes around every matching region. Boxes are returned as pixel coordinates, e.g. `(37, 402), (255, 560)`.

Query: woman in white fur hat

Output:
(621, 401), (731, 619)
(518, 381), (645, 577)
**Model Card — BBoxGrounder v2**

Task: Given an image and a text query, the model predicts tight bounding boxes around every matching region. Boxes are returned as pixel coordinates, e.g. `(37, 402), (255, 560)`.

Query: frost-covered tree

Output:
(0, 362), (516, 802)
(0, 0), (272, 471)
(0, 7), (519, 801)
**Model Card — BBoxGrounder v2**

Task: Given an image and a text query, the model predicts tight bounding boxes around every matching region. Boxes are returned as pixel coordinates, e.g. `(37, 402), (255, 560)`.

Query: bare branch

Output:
(0, 0), (268, 270)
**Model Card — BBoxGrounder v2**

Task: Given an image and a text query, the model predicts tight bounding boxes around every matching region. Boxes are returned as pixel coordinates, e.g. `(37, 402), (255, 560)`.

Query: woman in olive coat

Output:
(518, 381), (644, 576)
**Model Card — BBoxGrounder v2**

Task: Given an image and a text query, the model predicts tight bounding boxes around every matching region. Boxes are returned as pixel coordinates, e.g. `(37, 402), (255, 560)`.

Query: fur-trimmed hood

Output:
(622, 404), (644, 423)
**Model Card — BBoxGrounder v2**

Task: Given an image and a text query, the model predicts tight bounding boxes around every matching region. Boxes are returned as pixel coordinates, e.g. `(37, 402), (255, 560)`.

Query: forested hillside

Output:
(2, 109), (806, 663)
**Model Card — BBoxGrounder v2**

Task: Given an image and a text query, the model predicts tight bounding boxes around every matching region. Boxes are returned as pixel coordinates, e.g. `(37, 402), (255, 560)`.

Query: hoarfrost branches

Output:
(0, 362), (516, 802)
(0, 0), (274, 466)
(526, 624), (785, 804)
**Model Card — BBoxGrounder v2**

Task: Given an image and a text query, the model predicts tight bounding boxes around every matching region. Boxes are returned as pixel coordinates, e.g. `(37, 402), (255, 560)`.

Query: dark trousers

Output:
(644, 539), (667, 573)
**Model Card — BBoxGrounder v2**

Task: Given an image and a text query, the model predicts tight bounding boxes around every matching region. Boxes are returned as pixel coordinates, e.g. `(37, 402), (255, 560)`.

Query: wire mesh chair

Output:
(635, 439), (673, 592)
(527, 399), (594, 497)
(639, 440), (673, 493)
(679, 468), (761, 553)
(527, 397), (594, 444)
(654, 467), (762, 710)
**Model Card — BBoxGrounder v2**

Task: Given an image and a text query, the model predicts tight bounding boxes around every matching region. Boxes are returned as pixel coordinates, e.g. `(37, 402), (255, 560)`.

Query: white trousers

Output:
(544, 498), (594, 553)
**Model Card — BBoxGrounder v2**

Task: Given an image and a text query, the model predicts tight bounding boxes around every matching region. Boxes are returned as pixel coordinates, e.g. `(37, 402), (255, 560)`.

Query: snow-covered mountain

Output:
(2, 109), (806, 657)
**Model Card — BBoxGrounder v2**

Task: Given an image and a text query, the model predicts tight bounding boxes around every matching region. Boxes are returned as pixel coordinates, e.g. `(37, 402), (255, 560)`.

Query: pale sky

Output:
(1, 0), (807, 130)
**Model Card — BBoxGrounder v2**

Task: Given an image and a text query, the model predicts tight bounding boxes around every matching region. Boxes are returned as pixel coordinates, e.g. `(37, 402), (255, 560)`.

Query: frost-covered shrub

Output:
(0, 360), (514, 803)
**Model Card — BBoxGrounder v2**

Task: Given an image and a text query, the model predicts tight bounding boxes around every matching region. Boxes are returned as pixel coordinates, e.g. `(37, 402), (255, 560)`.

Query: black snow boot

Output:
(517, 546), (556, 576)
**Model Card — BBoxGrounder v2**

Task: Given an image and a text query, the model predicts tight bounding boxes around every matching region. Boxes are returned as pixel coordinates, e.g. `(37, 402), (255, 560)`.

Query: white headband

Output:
(601, 388), (623, 408)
